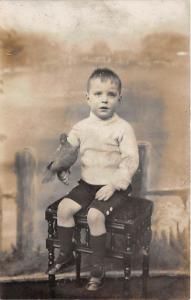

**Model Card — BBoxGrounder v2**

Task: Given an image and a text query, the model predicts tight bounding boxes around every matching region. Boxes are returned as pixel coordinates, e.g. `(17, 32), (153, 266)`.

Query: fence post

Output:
(15, 148), (36, 255)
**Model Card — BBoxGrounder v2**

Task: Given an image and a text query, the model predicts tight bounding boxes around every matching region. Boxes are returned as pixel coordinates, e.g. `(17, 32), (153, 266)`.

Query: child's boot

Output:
(48, 226), (75, 275)
(86, 233), (106, 291)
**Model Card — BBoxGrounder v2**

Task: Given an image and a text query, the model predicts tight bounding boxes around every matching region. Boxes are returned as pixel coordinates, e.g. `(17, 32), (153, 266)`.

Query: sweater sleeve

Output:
(109, 125), (139, 190)
(67, 124), (81, 149)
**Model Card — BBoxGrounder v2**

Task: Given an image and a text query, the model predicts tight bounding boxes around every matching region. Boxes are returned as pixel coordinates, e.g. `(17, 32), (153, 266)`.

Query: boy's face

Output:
(86, 78), (121, 120)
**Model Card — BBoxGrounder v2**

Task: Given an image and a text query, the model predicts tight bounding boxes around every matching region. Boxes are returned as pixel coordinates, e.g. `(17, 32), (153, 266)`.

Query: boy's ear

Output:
(118, 94), (122, 103)
(86, 92), (90, 101)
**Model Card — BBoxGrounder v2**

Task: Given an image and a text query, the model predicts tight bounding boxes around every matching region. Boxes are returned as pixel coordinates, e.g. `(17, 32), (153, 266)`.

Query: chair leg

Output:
(75, 251), (82, 286)
(142, 251), (149, 298)
(47, 217), (56, 285)
(123, 230), (132, 297)
(48, 285), (56, 299)
(142, 226), (152, 278)
(48, 247), (55, 286)
(123, 253), (131, 297)
(142, 226), (152, 298)
(142, 249), (149, 277)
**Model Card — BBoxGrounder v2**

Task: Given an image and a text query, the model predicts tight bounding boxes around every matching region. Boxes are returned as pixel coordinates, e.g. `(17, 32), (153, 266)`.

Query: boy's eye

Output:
(94, 91), (102, 96)
(108, 92), (117, 97)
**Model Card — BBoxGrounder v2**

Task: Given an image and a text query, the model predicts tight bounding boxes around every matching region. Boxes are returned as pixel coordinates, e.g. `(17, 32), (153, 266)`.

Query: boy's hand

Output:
(57, 170), (69, 185)
(95, 184), (115, 201)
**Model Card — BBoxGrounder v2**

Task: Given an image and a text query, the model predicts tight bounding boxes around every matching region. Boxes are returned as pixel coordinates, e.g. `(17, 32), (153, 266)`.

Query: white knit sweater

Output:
(67, 112), (139, 190)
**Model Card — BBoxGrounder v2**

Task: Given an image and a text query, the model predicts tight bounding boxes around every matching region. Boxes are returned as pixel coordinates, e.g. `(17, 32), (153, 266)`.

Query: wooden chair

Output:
(45, 142), (153, 296)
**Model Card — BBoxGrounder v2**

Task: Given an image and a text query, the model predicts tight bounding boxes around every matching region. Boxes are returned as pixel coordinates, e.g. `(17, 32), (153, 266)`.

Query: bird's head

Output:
(59, 133), (68, 145)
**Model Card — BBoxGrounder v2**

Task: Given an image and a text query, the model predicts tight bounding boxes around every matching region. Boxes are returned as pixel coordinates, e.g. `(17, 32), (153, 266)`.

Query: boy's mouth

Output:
(99, 106), (109, 110)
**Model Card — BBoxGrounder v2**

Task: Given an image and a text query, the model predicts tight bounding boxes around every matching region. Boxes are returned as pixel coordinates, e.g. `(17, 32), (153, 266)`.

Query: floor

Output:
(0, 276), (189, 299)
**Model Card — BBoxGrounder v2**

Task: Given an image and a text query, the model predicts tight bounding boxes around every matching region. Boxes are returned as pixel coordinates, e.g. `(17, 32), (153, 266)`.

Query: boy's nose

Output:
(101, 96), (108, 103)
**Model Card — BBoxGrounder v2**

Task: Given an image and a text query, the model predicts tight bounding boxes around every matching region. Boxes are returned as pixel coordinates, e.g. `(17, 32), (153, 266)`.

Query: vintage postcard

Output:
(0, 0), (189, 299)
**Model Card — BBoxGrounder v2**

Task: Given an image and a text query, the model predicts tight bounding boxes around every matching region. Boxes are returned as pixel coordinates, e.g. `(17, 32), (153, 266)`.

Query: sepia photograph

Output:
(0, 0), (189, 299)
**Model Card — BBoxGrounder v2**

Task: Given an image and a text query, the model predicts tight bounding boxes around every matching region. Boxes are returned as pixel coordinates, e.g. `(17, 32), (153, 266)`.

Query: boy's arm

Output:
(109, 125), (139, 191)
(67, 124), (81, 149)
(96, 125), (139, 200)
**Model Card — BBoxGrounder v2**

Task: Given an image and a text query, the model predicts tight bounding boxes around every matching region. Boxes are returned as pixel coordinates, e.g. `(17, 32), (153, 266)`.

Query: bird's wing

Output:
(51, 145), (78, 171)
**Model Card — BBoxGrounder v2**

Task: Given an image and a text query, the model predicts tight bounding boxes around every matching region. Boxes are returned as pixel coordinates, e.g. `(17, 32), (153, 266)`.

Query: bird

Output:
(42, 133), (78, 183)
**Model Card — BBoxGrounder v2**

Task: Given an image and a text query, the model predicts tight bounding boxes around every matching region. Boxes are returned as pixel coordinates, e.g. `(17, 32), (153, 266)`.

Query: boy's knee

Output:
(57, 198), (75, 219)
(87, 208), (105, 226)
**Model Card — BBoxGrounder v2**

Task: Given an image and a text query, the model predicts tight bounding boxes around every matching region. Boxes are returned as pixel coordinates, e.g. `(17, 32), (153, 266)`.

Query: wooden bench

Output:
(45, 142), (153, 296)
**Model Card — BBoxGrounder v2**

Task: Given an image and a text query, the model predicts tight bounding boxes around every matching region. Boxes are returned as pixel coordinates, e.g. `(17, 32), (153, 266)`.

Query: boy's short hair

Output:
(87, 68), (122, 93)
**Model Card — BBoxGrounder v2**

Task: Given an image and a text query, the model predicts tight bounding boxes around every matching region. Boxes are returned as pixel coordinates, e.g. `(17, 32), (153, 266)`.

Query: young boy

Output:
(49, 68), (139, 291)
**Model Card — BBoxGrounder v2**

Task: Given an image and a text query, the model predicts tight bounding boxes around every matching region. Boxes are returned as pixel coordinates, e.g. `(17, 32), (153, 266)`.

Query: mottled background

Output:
(0, 0), (189, 276)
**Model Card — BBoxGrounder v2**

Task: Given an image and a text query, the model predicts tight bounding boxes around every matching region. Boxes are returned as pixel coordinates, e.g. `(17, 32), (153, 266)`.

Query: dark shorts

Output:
(65, 179), (132, 217)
